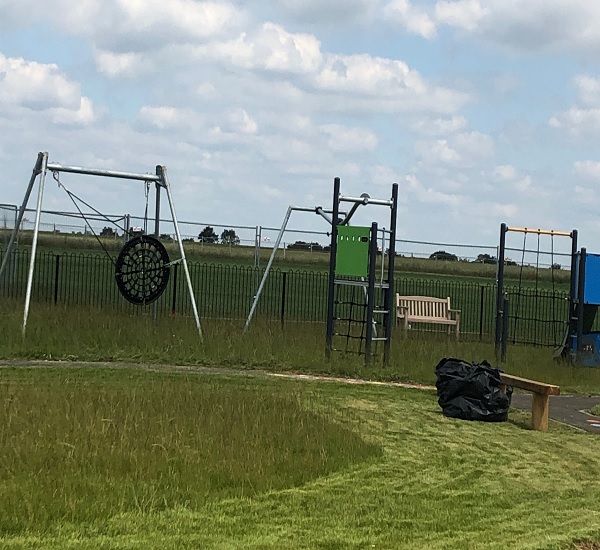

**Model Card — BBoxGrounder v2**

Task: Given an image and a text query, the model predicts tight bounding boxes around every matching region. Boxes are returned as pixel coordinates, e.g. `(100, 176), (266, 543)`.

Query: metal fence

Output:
(0, 248), (572, 345)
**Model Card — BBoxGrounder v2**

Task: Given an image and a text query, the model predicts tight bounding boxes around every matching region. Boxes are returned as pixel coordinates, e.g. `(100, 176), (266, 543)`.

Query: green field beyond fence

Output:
(0, 247), (573, 346)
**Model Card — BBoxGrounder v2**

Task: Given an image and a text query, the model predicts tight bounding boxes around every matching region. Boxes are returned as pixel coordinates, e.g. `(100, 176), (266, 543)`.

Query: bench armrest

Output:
(448, 308), (461, 320)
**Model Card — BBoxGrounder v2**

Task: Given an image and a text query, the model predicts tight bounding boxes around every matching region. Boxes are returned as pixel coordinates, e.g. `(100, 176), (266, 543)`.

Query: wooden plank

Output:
(499, 374), (560, 396)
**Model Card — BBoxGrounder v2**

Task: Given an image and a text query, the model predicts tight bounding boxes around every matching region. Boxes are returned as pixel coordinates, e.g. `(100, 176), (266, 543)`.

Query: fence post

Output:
(53, 254), (60, 304)
(501, 296), (509, 362)
(280, 271), (287, 328)
(479, 285), (485, 340)
(171, 262), (179, 316)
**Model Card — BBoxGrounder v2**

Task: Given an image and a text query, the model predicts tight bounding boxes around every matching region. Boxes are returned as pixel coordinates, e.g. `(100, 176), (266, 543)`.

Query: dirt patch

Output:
(572, 542), (600, 550)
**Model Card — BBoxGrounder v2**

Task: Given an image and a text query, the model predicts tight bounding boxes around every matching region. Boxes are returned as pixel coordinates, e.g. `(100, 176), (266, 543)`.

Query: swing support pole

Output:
(22, 153), (49, 335)
(157, 166), (203, 340)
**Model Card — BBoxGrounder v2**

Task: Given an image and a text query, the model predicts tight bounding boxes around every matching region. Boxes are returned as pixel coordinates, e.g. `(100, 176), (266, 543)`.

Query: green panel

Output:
(335, 225), (370, 277)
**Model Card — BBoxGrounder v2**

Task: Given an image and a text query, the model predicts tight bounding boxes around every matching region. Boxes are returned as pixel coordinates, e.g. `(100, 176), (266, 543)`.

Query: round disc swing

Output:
(53, 172), (171, 306)
(115, 235), (170, 305)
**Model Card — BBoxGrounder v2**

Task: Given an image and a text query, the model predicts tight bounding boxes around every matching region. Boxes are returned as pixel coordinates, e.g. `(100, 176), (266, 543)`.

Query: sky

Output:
(1, 0), (600, 261)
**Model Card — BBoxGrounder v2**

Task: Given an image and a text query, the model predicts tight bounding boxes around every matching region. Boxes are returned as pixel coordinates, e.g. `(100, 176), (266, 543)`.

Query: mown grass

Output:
(1, 368), (600, 549)
(3, 303), (600, 547)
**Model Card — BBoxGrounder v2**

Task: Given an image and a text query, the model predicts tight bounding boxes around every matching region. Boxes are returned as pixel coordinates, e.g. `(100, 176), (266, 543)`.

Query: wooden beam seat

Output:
(499, 373), (560, 432)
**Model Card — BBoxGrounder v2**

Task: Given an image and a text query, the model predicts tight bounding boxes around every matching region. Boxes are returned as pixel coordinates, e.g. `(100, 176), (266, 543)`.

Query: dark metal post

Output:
(53, 254), (60, 304)
(171, 262), (179, 315)
(325, 177), (341, 360)
(365, 222), (378, 366)
(479, 285), (485, 340)
(576, 248), (587, 363)
(154, 174), (161, 238)
(152, 169), (162, 323)
(383, 183), (398, 366)
(501, 296), (509, 363)
(495, 223), (507, 359)
(568, 229), (579, 356)
(280, 271), (287, 329)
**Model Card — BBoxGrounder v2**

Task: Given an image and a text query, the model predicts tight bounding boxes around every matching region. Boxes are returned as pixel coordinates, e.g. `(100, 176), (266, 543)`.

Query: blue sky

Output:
(1, 0), (600, 260)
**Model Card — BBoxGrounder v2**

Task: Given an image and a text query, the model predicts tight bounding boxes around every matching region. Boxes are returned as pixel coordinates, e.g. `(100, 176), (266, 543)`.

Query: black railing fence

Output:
(0, 249), (571, 344)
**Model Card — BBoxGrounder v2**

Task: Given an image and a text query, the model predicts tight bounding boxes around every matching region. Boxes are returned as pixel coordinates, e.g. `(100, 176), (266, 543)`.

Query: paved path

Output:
(511, 393), (600, 433)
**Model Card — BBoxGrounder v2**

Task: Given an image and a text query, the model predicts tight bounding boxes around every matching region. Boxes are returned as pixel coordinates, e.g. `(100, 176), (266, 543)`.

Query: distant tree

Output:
(198, 226), (218, 243)
(100, 226), (116, 238)
(429, 250), (458, 261)
(552, 263), (562, 270)
(159, 233), (173, 242)
(220, 229), (240, 245)
(287, 241), (324, 251)
(476, 253), (497, 264)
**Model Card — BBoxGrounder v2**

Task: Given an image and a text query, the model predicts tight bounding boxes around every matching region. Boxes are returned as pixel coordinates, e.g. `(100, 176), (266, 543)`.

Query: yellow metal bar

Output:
(505, 226), (572, 237)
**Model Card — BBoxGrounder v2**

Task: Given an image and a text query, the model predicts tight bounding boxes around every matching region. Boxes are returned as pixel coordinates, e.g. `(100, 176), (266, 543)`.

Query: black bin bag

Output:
(435, 358), (512, 422)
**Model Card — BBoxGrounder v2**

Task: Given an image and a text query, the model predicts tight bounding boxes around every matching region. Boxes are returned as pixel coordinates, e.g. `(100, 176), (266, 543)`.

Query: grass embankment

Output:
(1, 367), (600, 549)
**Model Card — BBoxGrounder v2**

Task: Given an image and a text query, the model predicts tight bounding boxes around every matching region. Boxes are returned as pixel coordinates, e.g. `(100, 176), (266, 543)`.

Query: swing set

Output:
(0, 152), (203, 338)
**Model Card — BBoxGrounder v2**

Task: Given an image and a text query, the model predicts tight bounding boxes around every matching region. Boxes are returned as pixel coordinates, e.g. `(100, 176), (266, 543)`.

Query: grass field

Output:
(3, 238), (600, 548)
(1, 366), (600, 549)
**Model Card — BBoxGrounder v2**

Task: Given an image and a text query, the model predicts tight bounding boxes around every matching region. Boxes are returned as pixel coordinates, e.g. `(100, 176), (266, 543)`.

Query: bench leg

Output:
(531, 394), (550, 432)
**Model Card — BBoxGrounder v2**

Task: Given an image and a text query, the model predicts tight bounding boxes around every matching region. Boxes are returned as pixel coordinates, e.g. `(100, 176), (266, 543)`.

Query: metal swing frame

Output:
(494, 223), (577, 361)
(0, 151), (203, 338)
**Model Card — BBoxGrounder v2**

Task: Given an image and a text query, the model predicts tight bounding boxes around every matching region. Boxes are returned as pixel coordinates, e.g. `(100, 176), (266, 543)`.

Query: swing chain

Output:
(143, 181), (151, 235)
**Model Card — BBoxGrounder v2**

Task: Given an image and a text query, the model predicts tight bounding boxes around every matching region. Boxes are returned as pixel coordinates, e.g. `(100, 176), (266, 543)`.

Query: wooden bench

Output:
(499, 374), (560, 432)
(396, 295), (461, 338)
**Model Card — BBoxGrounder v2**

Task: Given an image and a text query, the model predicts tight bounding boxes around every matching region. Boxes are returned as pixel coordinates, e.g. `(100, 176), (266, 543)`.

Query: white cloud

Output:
(0, 54), (95, 124)
(416, 131), (493, 168)
(139, 105), (182, 130)
(276, 0), (376, 24)
(549, 107), (600, 137)
(226, 108), (258, 135)
(210, 23), (323, 74)
(434, 0), (485, 33)
(575, 75), (600, 107)
(0, 54), (79, 108)
(320, 124), (378, 152)
(402, 174), (460, 206)
(55, 0), (242, 51)
(493, 164), (517, 181)
(384, 0), (437, 39)
(48, 97), (96, 125)
(196, 25), (468, 115)
(574, 160), (600, 180)
(412, 116), (468, 136)
(383, 1), (600, 56)
(94, 50), (155, 78)
(434, 0), (600, 55)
